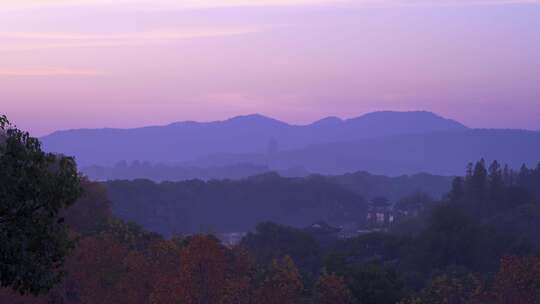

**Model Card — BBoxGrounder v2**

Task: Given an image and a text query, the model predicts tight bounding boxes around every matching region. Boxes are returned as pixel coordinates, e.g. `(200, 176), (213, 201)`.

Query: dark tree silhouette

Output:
(0, 115), (82, 295)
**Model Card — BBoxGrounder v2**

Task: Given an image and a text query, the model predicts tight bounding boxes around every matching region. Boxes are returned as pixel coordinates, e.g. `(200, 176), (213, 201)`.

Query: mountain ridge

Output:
(42, 111), (466, 136)
(40, 110), (539, 176)
(41, 111), (467, 168)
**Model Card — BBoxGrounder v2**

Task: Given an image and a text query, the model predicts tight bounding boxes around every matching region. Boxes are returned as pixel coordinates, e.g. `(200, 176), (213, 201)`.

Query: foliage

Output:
(492, 256), (540, 304)
(240, 222), (321, 274)
(325, 252), (405, 304)
(150, 235), (255, 304)
(313, 273), (353, 304)
(220, 247), (255, 304)
(412, 270), (482, 304)
(178, 235), (228, 304)
(62, 180), (113, 236)
(409, 205), (487, 272)
(0, 115), (82, 295)
(65, 234), (130, 304)
(254, 256), (304, 304)
(330, 171), (452, 202)
(105, 174), (367, 235)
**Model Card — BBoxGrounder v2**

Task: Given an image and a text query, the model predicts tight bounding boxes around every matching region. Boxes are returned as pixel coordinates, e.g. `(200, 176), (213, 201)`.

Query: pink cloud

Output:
(0, 67), (104, 76)
(2, 0), (539, 10)
(0, 28), (263, 52)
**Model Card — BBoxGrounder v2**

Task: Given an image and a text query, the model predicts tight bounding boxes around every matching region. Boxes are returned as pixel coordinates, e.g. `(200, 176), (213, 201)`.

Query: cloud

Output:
(2, 0), (539, 10)
(0, 68), (104, 76)
(0, 28), (262, 52)
(377, 0), (540, 7)
(1, 0), (343, 10)
(0, 29), (260, 40)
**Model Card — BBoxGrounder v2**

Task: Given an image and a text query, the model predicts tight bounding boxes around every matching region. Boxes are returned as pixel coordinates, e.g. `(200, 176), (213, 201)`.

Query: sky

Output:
(1, 0), (540, 136)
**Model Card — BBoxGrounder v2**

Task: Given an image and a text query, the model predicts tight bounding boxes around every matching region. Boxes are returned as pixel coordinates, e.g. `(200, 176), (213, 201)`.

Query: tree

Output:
(493, 256), (540, 304)
(313, 273), (353, 304)
(179, 235), (227, 304)
(336, 262), (404, 304)
(147, 238), (184, 304)
(220, 247), (256, 304)
(517, 164), (530, 186)
(255, 256), (304, 304)
(0, 288), (48, 304)
(488, 160), (505, 213)
(0, 115), (82, 295)
(502, 164), (513, 185)
(400, 270), (484, 304)
(149, 236), (255, 304)
(419, 271), (481, 304)
(101, 218), (162, 251)
(220, 276), (253, 304)
(468, 159), (487, 204)
(413, 205), (485, 272)
(113, 250), (154, 304)
(66, 234), (130, 304)
(63, 180), (113, 235)
(448, 177), (464, 202)
(240, 222), (321, 274)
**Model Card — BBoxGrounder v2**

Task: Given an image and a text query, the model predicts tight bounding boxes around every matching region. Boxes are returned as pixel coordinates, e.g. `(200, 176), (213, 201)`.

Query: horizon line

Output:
(39, 110), (465, 136)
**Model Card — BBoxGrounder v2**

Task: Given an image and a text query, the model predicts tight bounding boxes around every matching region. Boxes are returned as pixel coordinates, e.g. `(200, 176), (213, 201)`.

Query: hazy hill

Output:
(166, 129), (540, 176)
(41, 111), (540, 176)
(42, 111), (466, 167)
(268, 129), (540, 176)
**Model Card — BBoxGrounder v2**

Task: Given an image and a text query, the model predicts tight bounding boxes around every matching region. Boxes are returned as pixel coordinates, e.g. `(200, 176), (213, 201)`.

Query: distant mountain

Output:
(246, 129), (540, 176)
(41, 111), (466, 167)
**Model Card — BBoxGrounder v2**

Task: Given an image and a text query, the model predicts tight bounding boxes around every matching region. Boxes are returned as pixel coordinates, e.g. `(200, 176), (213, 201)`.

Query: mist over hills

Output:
(267, 129), (540, 176)
(41, 111), (540, 176)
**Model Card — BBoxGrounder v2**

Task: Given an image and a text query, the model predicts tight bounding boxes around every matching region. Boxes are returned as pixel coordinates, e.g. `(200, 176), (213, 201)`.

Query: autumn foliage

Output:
(492, 256), (540, 304)
(313, 273), (353, 304)
(254, 256), (304, 304)
(3, 181), (540, 304)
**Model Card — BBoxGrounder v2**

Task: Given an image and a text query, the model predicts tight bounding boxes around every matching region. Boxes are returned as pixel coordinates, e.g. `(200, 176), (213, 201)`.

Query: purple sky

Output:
(1, 0), (540, 136)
